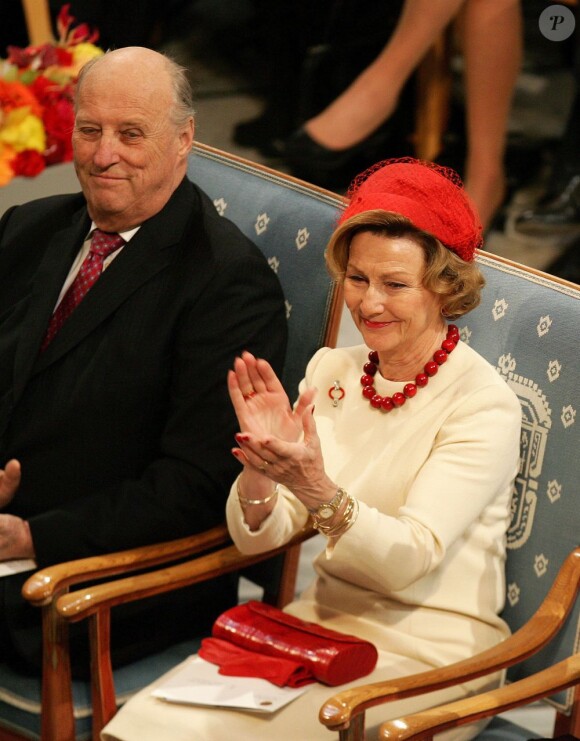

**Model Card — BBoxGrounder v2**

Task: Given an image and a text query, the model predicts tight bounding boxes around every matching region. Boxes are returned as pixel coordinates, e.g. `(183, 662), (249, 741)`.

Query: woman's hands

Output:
(228, 353), (336, 515)
(228, 351), (315, 445)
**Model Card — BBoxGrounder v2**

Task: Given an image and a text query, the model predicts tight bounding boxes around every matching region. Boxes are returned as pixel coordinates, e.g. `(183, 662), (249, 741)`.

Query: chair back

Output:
(186, 144), (344, 603)
(187, 143), (344, 401)
(461, 252), (580, 715)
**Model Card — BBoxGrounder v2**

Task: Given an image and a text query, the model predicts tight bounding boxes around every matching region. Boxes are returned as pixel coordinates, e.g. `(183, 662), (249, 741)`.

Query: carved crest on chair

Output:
(496, 354), (552, 550)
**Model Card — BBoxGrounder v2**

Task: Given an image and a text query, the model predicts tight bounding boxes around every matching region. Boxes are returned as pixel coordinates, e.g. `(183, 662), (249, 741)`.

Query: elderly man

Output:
(0, 47), (287, 672)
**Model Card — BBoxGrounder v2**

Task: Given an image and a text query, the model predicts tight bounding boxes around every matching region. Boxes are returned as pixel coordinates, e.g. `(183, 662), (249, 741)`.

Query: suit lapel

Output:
(12, 211), (89, 400)
(30, 178), (199, 375)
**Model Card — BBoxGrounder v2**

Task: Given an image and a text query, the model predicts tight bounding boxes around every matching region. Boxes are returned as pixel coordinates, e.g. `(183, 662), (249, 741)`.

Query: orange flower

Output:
(0, 79), (43, 118)
(0, 143), (16, 186)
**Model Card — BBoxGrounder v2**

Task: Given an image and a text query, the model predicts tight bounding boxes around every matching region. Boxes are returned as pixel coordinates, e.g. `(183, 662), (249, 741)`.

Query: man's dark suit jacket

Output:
(0, 176), (287, 672)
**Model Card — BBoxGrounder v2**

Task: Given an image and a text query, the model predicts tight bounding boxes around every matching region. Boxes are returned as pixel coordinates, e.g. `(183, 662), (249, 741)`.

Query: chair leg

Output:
(554, 681), (580, 737)
(338, 712), (365, 741)
(90, 611), (118, 739)
(272, 544), (302, 608)
(40, 603), (75, 741)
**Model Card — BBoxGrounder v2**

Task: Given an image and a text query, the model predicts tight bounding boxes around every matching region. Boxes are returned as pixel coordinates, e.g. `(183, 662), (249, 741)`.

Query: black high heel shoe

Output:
(282, 125), (412, 191)
(233, 107), (295, 158)
(514, 175), (580, 237)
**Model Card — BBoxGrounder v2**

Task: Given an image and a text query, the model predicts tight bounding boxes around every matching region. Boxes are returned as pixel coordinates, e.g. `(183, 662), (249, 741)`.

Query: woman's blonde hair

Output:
(326, 210), (485, 319)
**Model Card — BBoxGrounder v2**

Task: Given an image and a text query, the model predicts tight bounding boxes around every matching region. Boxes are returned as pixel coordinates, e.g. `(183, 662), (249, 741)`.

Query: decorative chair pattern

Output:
(0, 143), (344, 741)
(467, 254), (579, 717)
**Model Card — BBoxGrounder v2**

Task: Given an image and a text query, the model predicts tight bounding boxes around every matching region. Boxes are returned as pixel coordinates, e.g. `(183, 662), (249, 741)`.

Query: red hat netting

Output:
(338, 158), (483, 261)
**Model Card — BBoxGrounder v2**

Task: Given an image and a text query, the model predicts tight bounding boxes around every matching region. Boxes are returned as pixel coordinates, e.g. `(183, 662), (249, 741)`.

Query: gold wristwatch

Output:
(309, 488), (346, 525)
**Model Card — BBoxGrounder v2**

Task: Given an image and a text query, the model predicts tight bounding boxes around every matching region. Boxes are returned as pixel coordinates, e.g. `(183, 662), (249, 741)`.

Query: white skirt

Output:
(101, 647), (499, 741)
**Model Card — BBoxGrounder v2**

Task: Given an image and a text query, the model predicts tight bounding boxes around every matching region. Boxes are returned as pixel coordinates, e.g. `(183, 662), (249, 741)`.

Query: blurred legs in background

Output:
(284, 0), (523, 229)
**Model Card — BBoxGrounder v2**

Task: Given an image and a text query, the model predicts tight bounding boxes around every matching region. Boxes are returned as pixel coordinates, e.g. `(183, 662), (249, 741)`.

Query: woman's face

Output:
(343, 231), (445, 363)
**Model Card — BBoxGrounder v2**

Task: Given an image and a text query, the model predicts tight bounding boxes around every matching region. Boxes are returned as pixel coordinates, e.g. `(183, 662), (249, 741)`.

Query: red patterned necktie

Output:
(41, 229), (125, 351)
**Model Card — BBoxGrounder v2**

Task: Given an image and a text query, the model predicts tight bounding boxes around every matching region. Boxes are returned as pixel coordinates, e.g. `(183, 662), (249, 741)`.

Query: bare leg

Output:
(460, 0), (523, 228)
(306, 0), (466, 150)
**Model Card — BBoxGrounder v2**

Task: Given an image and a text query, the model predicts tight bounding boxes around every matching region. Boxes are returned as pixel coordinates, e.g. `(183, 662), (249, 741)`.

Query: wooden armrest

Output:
(57, 526), (317, 622)
(50, 523), (314, 737)
(319, 548), (580, 732)
(22, 523), (230, 607)
(380, 652), (580, 740)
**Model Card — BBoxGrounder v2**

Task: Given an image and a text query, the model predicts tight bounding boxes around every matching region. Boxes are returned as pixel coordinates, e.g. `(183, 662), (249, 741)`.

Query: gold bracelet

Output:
(314, 492), (359, 537)
(319, 499), (357, 537)
(237, 480), (279, 506)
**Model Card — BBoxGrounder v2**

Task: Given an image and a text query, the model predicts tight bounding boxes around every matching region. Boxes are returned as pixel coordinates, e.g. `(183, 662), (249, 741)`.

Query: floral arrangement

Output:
(0, 4), (103, 186)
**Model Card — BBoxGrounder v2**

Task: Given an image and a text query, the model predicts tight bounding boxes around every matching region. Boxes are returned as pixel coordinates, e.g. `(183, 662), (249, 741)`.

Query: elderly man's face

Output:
(72, 53), (193, 232)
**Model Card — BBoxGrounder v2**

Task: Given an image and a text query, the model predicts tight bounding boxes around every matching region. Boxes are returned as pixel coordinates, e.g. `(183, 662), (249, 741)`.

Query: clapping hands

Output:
(228, 352), (334, 506)
(228, 351), (315, 446)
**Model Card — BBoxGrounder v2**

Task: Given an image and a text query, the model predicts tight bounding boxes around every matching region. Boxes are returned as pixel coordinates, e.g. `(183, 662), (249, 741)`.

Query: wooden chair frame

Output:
(30, 532), (579, 741)
(17, 524), (317, 741)
(44, 530), (580, 741)
(380, 652), (580, 739)
(319, 547), (580, 740)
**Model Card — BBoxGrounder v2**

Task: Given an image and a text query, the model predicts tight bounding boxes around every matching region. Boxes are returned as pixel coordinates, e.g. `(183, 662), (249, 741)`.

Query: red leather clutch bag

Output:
(211, 600), (378, 686)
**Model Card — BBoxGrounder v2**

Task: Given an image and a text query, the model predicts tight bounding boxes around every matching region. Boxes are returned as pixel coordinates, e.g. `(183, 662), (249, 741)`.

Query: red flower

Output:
(55, 48), (74, 67)
(43, 97), (74, 164)
(57, 4), (99, 46)
(11, 150), (46, 177)
(8, 5), (98, 72)
(29, 75), (73, 106)
(7, 43), (60, 71)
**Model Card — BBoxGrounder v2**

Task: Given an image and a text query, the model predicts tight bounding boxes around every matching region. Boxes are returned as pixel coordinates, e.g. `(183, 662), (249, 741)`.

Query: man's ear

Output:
(179, 117), (195, 156)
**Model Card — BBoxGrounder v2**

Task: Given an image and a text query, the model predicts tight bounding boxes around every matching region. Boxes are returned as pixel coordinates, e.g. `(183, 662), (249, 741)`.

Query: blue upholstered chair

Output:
(319, 256), (580, 740)
(0, 143), (344, 741)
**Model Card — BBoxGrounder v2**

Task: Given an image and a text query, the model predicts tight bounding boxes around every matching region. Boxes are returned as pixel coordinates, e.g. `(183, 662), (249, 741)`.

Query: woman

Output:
(102, 159), (521, 741)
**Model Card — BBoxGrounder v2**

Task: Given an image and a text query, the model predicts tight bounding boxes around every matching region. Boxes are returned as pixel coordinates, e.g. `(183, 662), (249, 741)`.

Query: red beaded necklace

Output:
(361, 324), (460, 411)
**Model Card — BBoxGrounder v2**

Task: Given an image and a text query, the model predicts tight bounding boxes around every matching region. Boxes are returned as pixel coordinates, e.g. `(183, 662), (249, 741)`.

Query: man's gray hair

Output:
(165, 56), (196, 127)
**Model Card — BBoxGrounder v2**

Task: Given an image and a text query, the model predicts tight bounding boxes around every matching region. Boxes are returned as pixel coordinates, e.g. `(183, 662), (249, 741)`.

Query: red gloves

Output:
(199, 637), (315, 688)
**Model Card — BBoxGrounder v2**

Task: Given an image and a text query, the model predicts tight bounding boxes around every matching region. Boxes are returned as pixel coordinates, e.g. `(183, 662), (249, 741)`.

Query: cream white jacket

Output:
(227, 341), (522, 662)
